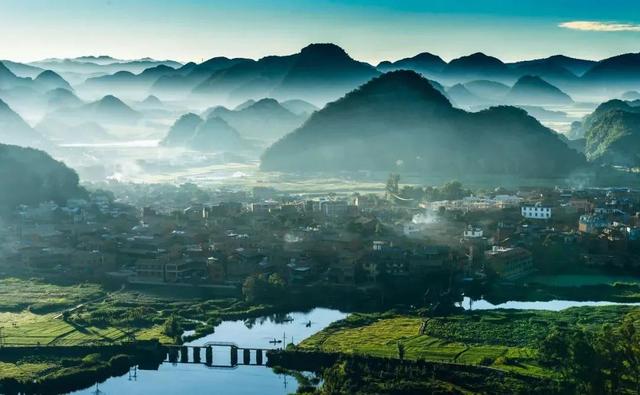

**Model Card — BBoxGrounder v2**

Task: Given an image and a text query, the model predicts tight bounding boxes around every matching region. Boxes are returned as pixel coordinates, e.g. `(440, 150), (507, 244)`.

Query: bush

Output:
(81, 353), (102, 366)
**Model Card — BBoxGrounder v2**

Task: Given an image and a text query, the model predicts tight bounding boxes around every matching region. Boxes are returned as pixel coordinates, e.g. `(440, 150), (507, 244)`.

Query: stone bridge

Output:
(164, 342), (271, 368)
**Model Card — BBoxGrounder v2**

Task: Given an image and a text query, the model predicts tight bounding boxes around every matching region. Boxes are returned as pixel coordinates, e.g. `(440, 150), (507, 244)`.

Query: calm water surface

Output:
(462, 297), (640, 311)
(70, 308), (347, 395)
(69, 299), (640, 394)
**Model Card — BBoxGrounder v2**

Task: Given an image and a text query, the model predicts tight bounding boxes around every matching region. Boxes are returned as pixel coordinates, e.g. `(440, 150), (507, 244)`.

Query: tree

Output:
(538, 327), (571, 378)
(268, 273), (286, 288)
(439, 181), (466, 200)
(570, 330), (605, 394)
(594, 324), (625, 394)
(163, 315), (182, 342)
(397, 341), (405, 361)
(386, 173), (400, 196)
(618, 315), (640, 394)
(242, 275), (266, 303)
(242, 274), (287, 303)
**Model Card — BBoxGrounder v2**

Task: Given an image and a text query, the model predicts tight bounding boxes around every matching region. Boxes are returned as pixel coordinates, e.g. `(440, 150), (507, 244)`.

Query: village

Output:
(2, 179), (639, 299)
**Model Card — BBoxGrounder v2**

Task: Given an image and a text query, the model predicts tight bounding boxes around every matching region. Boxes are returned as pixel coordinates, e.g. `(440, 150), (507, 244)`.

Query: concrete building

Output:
(250, 201), (281, 214)
(316, 199), (349, 217)
(484, 246), (534, 281)
(579, 214), (609, 234)
(134, 258), (167, 282)
(521, 203), (552, 220)
(463, 225), (484, 239)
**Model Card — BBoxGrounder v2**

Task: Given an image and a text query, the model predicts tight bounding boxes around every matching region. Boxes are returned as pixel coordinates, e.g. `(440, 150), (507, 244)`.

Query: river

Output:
(69, 297), (640, 394)
(70, 308), (348, 395)
(461, 297), (640, 311)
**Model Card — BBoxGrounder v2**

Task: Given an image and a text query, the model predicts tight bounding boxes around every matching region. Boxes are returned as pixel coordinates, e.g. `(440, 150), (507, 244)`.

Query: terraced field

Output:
(0, 279), (172, 346)
(298, 312), (579, 377)
(0, 311), (159, 345)
(0, 278), (105, 313)
(0, 361), (57, 380)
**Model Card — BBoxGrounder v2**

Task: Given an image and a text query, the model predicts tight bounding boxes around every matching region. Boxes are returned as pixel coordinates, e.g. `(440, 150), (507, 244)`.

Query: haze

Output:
(2, 2), (640, 394)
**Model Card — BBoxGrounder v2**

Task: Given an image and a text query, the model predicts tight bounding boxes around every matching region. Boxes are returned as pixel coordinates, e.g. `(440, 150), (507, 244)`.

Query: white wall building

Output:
(521, 203), (552, 219)
(463, 225), (484, 238)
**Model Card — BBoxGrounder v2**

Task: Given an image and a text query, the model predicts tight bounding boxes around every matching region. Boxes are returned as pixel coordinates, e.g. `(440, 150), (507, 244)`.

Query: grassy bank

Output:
(268, 350), (560, 394)
(0, 278), (253, 347)
(298, 306), (640, 378)
(486, 277), (640, 304)
(0, 278), (105, 313)
(0, 344), (166, 394)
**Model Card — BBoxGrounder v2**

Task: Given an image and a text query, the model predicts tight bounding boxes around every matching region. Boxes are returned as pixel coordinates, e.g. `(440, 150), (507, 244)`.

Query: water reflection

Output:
(71, 363), (298, 395)
(461, 297), (640, 311)
(70, 308), (347, 394)
(187, 308), (348, 349)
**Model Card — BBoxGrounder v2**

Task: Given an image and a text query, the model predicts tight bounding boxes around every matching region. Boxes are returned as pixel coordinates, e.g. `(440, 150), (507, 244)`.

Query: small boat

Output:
(305, 320), (312, 328)
(269, 338), (283, 344)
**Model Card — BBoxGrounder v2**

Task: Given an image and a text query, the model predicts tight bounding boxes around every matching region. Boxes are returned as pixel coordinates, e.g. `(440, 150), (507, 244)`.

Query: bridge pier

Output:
(230, 346), (238, 366)
(180, 346), (189, 363)
(193, 346), (201, 363)
(243, 349), (251, 365)
(168, 347), (178, 363)
(205, 346), (213, 366)
(256, 349), (263, 365)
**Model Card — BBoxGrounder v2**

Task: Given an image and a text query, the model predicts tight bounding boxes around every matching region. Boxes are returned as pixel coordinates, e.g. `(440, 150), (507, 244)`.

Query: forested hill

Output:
(261, 70), (586, 177)
(0, 144), (86, 212)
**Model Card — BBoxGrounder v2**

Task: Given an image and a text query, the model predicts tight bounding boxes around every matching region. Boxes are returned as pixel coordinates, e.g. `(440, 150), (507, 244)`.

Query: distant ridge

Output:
(262, 70), (585, 177)
(505, 75), (573, 105)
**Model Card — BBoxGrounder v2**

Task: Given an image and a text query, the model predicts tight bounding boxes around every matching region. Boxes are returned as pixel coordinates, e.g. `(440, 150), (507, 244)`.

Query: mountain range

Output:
(150, 57), (252, 98)
(0, 62), (74, 95)
(192, 43), (380, 105)
(446, 75), (573, 108)
(377, 53), (446, 78)
(41, 94), (141, 128)
(0, 98), (47, 148)
(261, 70), (585, 177)
(29, 57), (183, 76)
(10, 46), (639, 108)
(161, 113), (251, 152)
(202, 98), (309, 141)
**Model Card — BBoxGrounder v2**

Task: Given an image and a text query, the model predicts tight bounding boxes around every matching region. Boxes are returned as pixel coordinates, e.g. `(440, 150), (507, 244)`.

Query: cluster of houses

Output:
(2, 184), (640, 292)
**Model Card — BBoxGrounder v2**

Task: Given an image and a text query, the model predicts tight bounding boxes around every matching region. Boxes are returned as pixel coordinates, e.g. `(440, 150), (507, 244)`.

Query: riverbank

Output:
(295, 306), (640, 379)
(0, 341), (166, 395)
(2, 274), (640, 394)
(267, 350), (560, 394)
(485, 275), (640, 304)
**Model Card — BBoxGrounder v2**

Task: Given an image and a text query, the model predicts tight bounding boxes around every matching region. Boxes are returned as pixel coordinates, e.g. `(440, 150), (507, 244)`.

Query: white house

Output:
(463, 225), (484, 238)
(521, 203), (552, 219)
(404, 222), (427, 236)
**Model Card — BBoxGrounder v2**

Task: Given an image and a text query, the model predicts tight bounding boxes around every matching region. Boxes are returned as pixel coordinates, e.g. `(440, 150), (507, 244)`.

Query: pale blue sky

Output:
(1, 0), (639, 63)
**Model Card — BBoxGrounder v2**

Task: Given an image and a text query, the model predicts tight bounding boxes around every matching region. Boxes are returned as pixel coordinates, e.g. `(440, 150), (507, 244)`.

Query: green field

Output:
(0, 278), (105, 313)
(0, 310), (170, 346)
(0, 278), (192, 346)
(0, 361), (57, 381)
(299, 307), (640, 378)
(0, 278), (271, 347)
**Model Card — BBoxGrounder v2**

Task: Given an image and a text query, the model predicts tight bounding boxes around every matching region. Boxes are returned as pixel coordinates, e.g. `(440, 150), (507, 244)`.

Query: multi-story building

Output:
(463, 225), (483, 239)
(484, 246), (534, 280)
(521, 203), (552, 220)
(578, 214), (609, 234)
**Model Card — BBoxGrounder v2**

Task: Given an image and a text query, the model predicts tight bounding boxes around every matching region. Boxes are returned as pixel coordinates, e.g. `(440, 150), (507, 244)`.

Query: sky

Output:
(1, 0), (639, 64)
